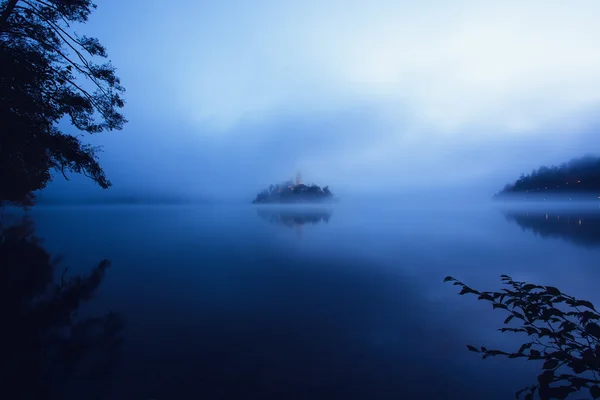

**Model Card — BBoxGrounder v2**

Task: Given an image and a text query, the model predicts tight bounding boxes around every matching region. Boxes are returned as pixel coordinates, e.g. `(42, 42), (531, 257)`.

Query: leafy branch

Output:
(445, 275), (600, 400)
(0, 0), (126, 206)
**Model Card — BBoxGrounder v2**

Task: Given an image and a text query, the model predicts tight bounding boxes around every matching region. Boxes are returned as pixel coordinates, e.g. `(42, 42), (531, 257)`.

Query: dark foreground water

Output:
(4, 201), (600, 399)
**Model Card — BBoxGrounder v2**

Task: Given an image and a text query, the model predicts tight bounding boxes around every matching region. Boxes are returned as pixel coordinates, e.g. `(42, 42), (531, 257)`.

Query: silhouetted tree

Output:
(496, 155), (600, 198)
(0, 0), (126, 207)
(445, 275), (600, 400)
(0, 217), (123, 399)
(252, 179), (334, 203)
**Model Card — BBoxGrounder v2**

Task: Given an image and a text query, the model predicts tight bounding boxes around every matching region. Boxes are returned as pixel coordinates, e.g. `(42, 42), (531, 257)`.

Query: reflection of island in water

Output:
(0, 217), (123, 399)
(256, 207), (333, 230)
(503, 210), (600, 248)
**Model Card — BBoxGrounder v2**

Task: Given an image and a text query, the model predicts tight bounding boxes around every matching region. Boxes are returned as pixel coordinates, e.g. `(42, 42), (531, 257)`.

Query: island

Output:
(252, 173), (335, 204)
(494, 155), (600, 200)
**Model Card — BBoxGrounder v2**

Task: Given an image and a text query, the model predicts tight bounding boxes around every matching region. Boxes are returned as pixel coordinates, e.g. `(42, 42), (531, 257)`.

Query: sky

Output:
(46, 0), (600, 201)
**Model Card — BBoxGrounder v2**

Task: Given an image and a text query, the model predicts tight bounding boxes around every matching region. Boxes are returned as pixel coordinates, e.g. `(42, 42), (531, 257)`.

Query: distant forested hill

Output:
(496, 155), (600, 197)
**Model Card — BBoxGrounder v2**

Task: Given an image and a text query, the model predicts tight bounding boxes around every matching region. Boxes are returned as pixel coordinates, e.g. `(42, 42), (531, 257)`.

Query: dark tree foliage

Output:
(252, 180), (334, 204)
(445, 275), (600, 400)
(496, 155), (600, 198)
(0, 217), (123, 399)
(0, 0), (126, 207)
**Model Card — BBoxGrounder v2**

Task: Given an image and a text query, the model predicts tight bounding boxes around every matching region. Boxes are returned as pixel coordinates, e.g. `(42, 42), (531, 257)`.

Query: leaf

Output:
(537, 369), (554, 385)
(525, 327), (539, 336)
(504, 315), (514, 324)
(443, 276), (455, 282)
(542, 359), (559, 370)
(466, 345), (480, 353)
(585, 322), (600, 339)
(580, 310), (599, 325)
(512, 312), (525, 320)
(574, 300), (596, 311)
(459, 286), (478, 295)
(518, 343), (532, 354)
(590, 385), (600, 399)
(478, 293), (494, 301)
(538, 327), (552, 337)
(545, 286), (561, 296)
(500, 327), (526, 334)
(529, 349), (542, 359)
(505, 298), (517, 306)
(582, 349), (596, 364)
(570, 359), (587, 374)
(493, 303), (508, 310)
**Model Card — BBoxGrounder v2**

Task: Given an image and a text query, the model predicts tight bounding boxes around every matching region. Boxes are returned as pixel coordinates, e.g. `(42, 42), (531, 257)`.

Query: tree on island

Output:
(0, 0), (126, 208)
(496, 155), (600, 198)
(252, 179), (335, 204)
(445, 275), (600, 400)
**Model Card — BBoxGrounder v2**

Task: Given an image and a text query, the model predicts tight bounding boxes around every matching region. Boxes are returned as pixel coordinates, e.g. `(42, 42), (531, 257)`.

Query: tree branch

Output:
(0, 0), (20, 31)
(42, 59), (113, 125)
(3, 33), (113, 126)
(59, 162), (70, 181)
(29, 0), (71, 27)
(15, 3), (114, 103)
(20, 1), (94, 55)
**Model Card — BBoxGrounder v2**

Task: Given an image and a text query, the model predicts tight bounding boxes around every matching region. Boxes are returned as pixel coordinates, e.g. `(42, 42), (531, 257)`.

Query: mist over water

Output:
(10, 197), (600, 399)
(5, 0), (600, 398)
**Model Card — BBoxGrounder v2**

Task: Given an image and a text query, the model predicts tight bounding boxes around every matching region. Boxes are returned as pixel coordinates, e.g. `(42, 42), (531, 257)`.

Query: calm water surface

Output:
(11, 201), (600, 399)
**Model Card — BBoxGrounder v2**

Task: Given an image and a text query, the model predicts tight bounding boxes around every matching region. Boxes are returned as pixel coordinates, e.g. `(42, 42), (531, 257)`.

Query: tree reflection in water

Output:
(0, 217), (123, 400)
(503, 210), (600, 248)
(256, 207), (333, 232)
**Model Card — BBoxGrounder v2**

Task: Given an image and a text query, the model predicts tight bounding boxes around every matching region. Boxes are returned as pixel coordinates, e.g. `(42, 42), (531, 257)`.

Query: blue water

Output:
(14, 201), (600, 399)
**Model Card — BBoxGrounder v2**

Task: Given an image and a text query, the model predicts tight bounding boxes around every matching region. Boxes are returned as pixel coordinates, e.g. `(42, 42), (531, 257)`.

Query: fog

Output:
(42, 0), (600, 203)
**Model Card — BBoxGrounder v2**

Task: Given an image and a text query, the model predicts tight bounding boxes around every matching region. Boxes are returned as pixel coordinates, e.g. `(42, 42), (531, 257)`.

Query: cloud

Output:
(153, 0), (600, 136)
(51, 0), (600, 199)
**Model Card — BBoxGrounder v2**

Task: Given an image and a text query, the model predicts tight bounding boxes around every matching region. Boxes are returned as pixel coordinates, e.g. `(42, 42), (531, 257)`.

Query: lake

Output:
(5, 200), (600, 399)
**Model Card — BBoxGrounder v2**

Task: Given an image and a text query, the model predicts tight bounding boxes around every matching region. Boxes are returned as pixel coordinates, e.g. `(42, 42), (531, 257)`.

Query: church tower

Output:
(295, 171), (302, 186)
